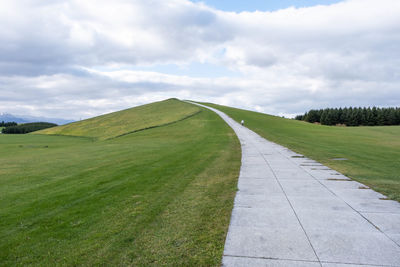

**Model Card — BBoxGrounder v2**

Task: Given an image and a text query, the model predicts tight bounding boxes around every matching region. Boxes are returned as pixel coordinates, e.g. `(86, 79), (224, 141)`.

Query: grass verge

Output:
(0, 105), (240, 266)
(200, 102), (400, 202)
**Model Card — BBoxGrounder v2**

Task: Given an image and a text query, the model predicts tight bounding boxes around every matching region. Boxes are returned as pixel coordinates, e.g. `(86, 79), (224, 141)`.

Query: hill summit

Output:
(36, 99), (200, 140)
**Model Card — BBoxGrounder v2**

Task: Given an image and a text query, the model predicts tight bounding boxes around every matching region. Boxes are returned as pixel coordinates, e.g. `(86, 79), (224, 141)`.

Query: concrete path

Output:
(191, 102), (400, 267)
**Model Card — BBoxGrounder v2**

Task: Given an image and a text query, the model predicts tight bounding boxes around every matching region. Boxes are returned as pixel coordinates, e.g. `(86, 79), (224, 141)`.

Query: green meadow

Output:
(0, 99), (241, 266)
(201, 102), (400, 202)
(2, 98), (399, 266)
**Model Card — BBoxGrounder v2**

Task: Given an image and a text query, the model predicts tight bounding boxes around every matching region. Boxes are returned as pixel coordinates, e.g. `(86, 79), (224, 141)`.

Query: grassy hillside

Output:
(36, 98), (200, 140)
(0, 101), (240, 266)
(200, 102), (400, 202)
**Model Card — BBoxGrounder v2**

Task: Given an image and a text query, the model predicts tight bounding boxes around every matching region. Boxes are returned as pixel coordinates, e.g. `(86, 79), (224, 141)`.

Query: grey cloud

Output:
(1, 68), (400, 119)
(0, 0), (399, 119)
(0, 0), (234, 76)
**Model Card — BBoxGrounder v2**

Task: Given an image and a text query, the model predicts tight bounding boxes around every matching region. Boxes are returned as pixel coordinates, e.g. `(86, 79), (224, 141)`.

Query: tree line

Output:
(295, 107), (400, 126)
(1, 122), (57, 134)
(0, 121), (18, 127)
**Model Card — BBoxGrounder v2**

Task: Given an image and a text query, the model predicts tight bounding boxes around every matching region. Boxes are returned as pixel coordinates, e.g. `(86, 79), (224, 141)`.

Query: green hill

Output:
(0, 100), (240, 266)
(36, 98), (200, 140)
(200, 102), (400, 202)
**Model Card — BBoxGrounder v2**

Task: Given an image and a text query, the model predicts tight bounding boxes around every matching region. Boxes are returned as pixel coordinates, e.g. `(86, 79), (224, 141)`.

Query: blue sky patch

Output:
(192, 0), (343, 12)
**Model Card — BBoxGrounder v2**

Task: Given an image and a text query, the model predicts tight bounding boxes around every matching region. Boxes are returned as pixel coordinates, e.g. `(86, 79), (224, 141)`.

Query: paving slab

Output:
(222, 256), (321, 266)
(288, 196), (353, 212)
(308, 230), (400, 266)
(279, 179), (327, 189)
(266, 161), (298, 168)
(230, 207), (299, 228)
(234, 194), (291, 209)
(238, 183), (284, 195)
(361, 212), (400, 235)
(306, 170), (350, 180)
(239, 168), (275, 179)
(295, 209), (378, 233)
(321, 180), (366, 190)
(241, 156), (268, 165)
(390, 234), (400, 246)
(224, 226), (318, 261)
(280, 181), (335, 197)
(321, 264), (383, 267)
(273, 171), (315, 180)
(187, 102), (400, 267)
(237, 177), (281, 187)
(346, 198), (400, 213)
(332, 188), (386, 200)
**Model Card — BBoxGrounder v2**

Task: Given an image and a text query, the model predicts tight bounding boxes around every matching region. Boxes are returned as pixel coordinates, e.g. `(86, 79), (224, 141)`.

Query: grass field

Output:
(37, 98), (200, 140)
(0, 100), (241, 266)
(200, 102), (400, 202)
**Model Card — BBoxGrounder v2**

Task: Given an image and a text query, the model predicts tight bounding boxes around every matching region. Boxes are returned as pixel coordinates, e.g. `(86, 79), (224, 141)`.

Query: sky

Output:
(192, 0), (343, 12)
(0, 0), (399, 120)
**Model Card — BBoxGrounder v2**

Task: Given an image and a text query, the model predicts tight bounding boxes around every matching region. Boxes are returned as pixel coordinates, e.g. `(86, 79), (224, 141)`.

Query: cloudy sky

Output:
(0, 0), (399, 119)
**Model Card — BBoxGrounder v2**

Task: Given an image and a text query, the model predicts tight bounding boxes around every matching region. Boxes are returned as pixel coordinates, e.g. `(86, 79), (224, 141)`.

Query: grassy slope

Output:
(201, 102), (400, 202)
(36, 98), (200, 140)
(0, 103), (240, 266)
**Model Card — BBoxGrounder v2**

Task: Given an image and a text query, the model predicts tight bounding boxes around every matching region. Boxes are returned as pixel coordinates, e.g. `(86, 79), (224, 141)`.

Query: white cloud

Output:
(0, 0), (399, 119)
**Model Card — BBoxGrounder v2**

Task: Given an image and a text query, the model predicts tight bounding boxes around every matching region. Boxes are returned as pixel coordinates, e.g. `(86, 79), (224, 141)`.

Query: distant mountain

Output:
(0, 113), (74, 125)
(0, 113), (28, 124)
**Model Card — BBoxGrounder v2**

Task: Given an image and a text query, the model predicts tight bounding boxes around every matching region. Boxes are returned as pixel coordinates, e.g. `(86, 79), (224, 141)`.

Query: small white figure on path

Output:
(241, 120), (244, 126)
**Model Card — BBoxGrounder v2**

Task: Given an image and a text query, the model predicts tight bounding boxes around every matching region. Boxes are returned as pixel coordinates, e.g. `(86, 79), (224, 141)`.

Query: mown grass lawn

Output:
(200, 102), (400, 202)
(0, 102), (240, 266)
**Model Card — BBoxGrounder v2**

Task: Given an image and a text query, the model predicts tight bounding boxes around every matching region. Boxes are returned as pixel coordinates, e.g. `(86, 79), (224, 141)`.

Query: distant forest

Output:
(1, 122), (57, 134)
(295, 107), (400, 126)
(0, 121), (17, 127)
